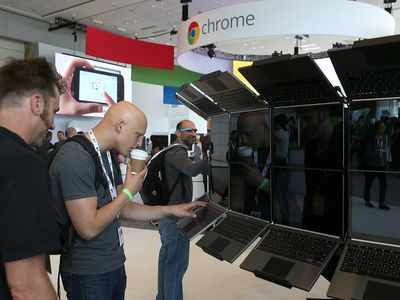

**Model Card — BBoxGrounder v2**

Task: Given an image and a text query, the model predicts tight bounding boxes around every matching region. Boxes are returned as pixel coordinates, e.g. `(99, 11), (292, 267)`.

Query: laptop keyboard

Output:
(211, 89), (266, 112)
(257, 78), (339, 107)
(196, 204), (226, 227)
(212, 213), (268, 245)
(257, 227), (337, 266)
(341, 244), (400, 283)
(342, 69), (400, 100)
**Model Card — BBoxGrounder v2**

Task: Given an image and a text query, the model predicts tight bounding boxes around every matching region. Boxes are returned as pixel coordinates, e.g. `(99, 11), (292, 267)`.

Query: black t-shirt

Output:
(0, 127), (60, 299)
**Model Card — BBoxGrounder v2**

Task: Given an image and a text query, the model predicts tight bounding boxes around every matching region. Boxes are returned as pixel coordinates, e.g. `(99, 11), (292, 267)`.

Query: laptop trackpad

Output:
(262, 257), (294, 278)
(363, 280), (400, 300)
(209, 237), (230, 252)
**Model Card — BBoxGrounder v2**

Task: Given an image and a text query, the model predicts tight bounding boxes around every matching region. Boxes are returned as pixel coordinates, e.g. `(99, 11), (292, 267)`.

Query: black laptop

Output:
(328, 34), (400, 102)
(196, 210), (269, 263)
(192, 71), (267, 113)
(327, 160), (400, 299)
(239, 103), (345, 291)
(238, 54), (343, 108)
(176, 194), (228, 241)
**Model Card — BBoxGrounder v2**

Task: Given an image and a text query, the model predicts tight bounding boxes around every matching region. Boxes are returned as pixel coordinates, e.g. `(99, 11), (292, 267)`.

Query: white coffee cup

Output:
(130, 149), (148, 174)
(237, 145), (253, 164)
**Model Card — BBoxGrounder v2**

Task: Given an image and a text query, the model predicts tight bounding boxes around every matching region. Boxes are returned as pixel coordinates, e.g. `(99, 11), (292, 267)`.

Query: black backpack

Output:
(141, 144), (185, 205)
(46, 135), (120, 254)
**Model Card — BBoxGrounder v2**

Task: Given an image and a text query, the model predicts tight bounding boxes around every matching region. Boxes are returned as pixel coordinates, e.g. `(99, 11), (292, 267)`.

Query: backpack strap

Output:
(66, 135), (107, 190)
(164, 144), (187, 202)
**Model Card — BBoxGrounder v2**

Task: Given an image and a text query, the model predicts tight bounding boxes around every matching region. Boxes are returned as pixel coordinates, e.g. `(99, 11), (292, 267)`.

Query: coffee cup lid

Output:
(130, 149), (148, 159)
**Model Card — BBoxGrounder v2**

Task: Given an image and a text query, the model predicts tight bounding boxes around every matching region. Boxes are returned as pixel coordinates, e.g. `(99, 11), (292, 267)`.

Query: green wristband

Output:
(258, 178), (269, 190)
(122, 188), (134, 201)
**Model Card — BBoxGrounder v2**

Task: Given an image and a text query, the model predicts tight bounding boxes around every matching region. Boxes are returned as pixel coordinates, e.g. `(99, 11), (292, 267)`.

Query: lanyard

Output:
(88, 130), (117, 199)
(253, 150), (270, 177)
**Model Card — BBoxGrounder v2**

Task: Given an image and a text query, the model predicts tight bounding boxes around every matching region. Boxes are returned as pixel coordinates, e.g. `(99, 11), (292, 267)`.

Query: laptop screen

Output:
(228, 109), (271, 221)
(239, 55), (342, 107)
(349, 99), (400, 245)
(271, 105), (344, 237)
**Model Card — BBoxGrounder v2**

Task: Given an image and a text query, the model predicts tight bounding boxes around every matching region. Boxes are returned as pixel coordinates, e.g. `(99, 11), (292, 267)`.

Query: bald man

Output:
(49, 101), (204, 300)
(231, 110), (271, 219)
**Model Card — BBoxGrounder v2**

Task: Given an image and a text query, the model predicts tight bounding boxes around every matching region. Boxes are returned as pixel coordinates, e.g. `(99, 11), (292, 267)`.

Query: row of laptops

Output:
(179, 173), (400, 300)
(177, 193), (341, 292)
(234, 34), (400, 299)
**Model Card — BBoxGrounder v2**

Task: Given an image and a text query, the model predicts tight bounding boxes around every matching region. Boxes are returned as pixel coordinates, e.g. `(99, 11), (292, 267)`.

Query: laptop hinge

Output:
(253, 270), (292, 289)
(351, 238), (400, 248)
(201, 247), (223, 261)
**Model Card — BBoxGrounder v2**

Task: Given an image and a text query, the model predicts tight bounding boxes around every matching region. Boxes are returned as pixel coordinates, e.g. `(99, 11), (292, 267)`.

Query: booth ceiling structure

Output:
(0, 0), (400, 58)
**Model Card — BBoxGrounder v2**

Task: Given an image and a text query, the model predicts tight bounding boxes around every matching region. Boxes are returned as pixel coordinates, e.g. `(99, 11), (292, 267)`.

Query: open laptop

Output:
(327, 149), (400, 298)
(196, 210), (270, 263)
(239, 103), (345, 291)
(176, 193), (228, 241)
(191, 71), (268, 113)
(175, 83), (226, 119)
(328, 34), (400, 102)
(238, 54), (343, 108)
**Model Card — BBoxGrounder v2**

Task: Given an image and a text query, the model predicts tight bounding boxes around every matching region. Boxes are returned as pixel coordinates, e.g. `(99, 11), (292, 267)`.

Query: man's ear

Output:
(175, 130), (181, 138)
(115, 120), (125, 133)
(30, 93), (44, 116)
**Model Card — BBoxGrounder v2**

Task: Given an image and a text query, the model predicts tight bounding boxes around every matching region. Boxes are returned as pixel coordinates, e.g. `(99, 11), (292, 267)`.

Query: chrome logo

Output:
(187, 22), (200, 45)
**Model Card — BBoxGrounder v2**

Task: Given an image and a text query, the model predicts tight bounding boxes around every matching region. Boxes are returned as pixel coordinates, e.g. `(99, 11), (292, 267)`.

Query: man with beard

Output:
(155, 120), (209, 300)
(0, 57), (65, 300)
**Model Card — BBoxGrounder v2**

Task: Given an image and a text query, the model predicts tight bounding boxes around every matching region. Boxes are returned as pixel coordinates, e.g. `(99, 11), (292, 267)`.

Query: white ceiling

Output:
(0, 0), (400, 57)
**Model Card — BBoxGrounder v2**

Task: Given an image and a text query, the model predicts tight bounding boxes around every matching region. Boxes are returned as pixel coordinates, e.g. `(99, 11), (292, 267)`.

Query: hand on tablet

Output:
(59, 58), (115, 115)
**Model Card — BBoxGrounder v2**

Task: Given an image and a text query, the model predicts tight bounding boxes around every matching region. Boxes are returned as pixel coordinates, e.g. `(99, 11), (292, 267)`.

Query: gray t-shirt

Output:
(49, 141), (124, 275)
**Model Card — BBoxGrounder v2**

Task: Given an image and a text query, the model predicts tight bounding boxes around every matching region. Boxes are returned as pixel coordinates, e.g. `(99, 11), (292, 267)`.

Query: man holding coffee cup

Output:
(155, 120), (209, 300)
(49, 102), (205, 300)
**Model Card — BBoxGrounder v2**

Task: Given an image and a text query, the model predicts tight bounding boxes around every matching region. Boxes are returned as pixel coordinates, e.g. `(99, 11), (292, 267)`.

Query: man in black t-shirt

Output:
(0, 58), (65, 299)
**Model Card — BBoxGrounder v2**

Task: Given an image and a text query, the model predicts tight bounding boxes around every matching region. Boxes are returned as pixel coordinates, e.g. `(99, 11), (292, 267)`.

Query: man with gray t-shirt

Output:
(49, 102), (205, 300)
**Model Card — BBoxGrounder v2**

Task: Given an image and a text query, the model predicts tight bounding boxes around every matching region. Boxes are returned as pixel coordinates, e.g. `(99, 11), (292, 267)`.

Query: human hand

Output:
(124, 164), (147, 196)
(238, 163), (264, 188)
(59, 58), (115, 115)
(168, 201), (208, 218)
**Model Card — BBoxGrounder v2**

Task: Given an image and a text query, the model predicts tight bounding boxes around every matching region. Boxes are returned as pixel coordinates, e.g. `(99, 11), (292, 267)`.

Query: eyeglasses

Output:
(180, 127), (198, 133)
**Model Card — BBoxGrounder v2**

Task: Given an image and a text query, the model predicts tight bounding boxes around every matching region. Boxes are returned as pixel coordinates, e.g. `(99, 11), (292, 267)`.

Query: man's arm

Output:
(64, 166), (146, 240)
(5, 254), (56, 300)
(120, 199), (206, 221)
(117, 182), (206, 220)
(167, 148), (209, 177)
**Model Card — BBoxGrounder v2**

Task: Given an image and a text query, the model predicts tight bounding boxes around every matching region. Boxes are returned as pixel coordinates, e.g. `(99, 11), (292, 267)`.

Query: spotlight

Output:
(181, 0), (192, 21)
(205, 44), (216, 59)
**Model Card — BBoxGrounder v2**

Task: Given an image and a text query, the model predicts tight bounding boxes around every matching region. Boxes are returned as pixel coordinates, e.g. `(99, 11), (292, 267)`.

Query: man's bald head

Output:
(104, 101), (147, 127)
(95, 101), (147, 155)
(237, 110), (269, 150)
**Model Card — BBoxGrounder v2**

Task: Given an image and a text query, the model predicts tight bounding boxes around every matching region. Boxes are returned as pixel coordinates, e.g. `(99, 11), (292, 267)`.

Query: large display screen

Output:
(228, 110), (271, 220)
(271, 104), (344, 236)
(55, 53), (131, 116)
(349, 99), (400, 243)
